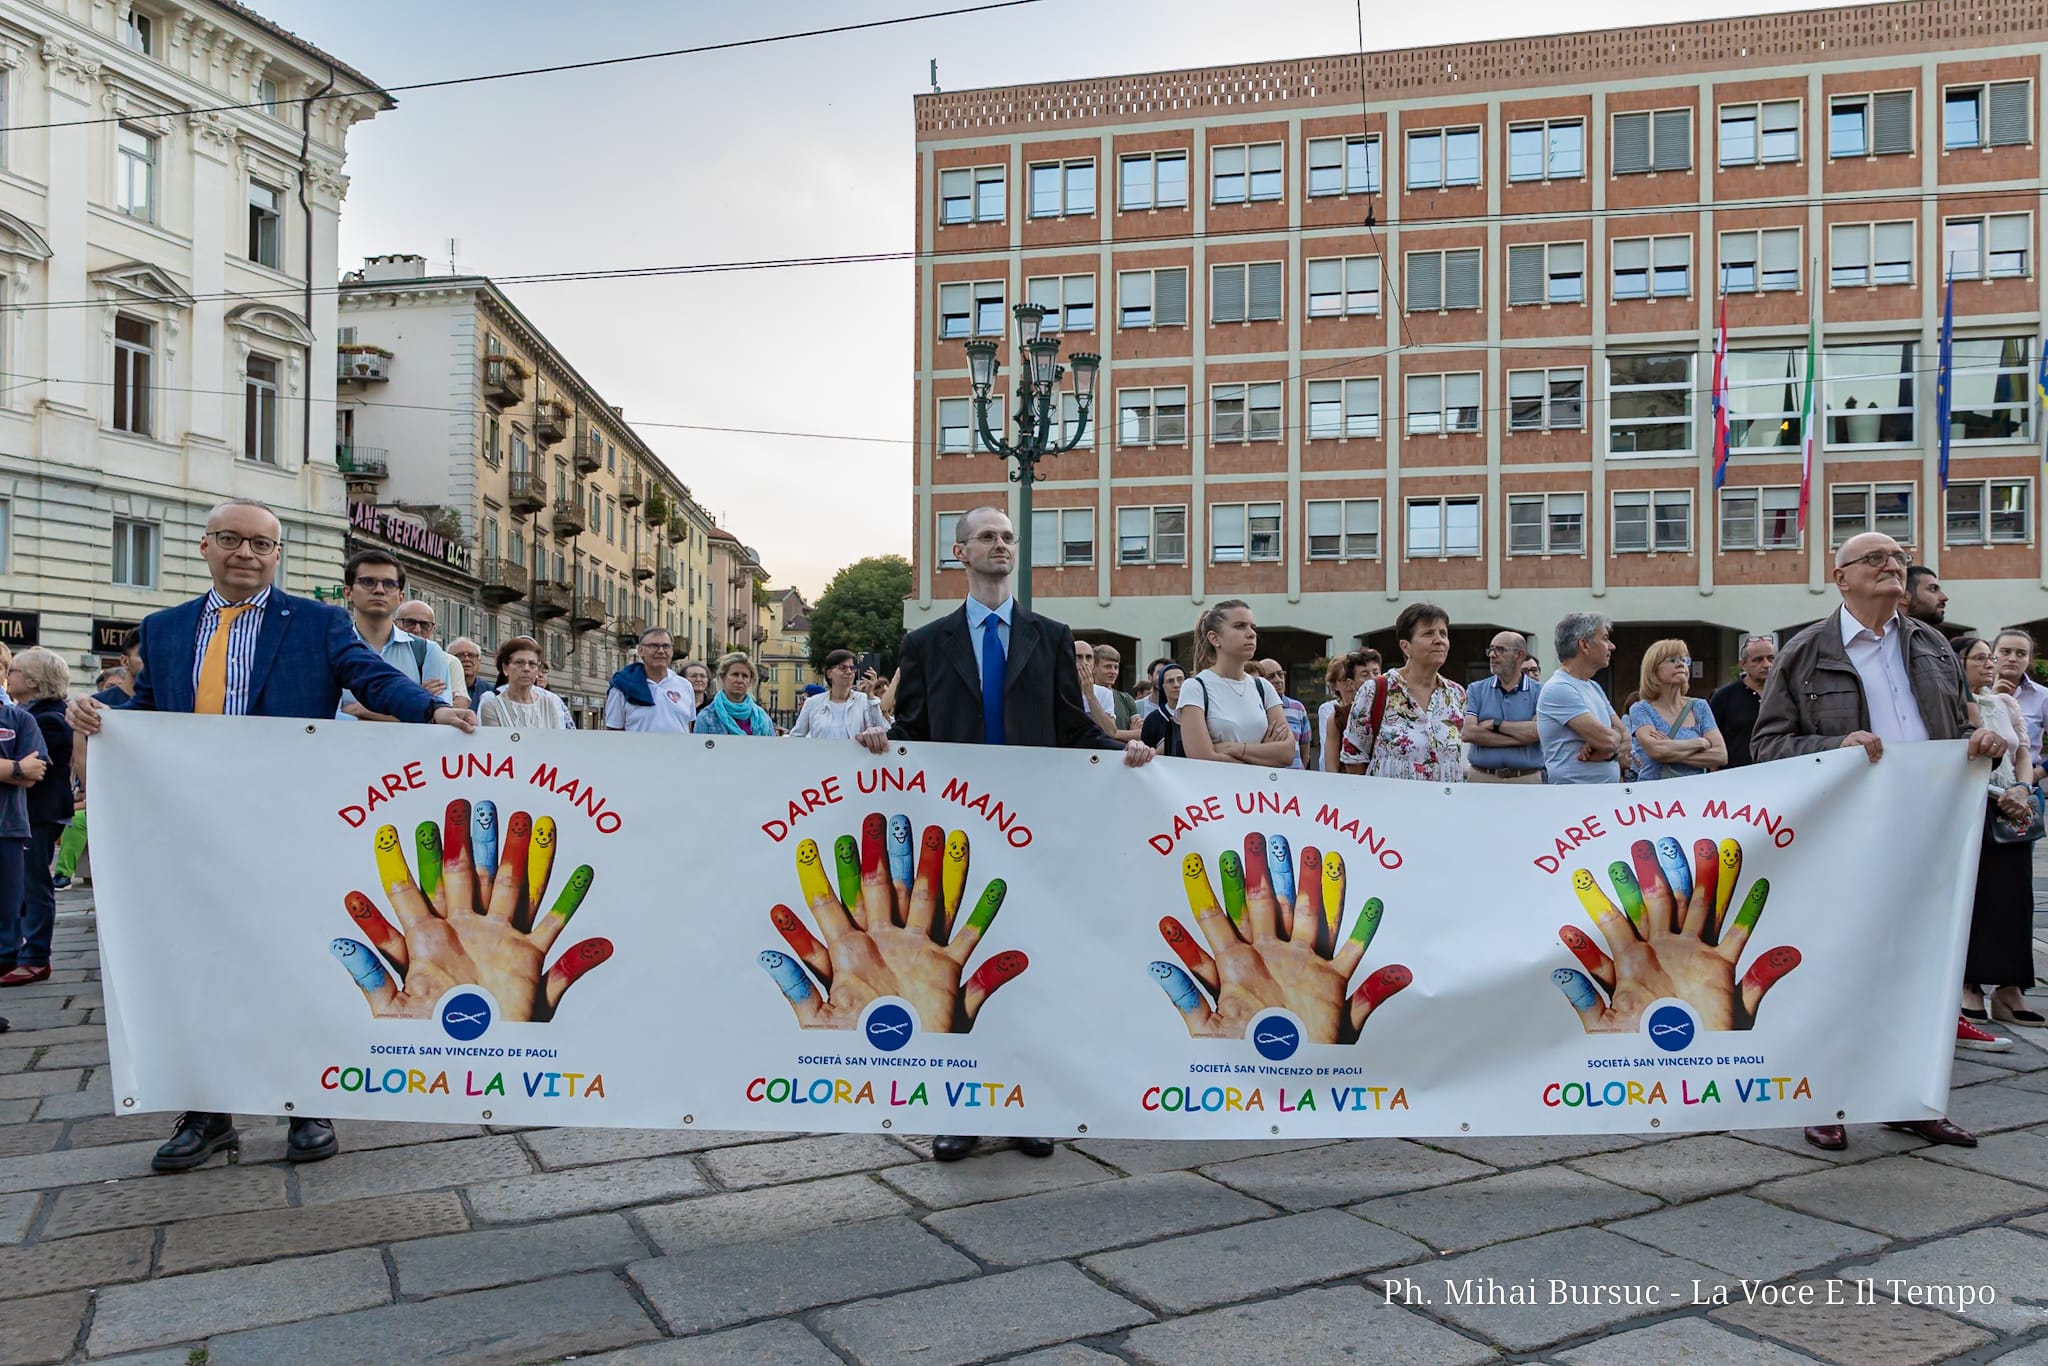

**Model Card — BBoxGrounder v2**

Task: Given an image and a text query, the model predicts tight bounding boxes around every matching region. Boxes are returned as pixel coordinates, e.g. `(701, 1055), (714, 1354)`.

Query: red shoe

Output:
(0, 965), (49, 988)
(1957, 1015), (2013, 1052)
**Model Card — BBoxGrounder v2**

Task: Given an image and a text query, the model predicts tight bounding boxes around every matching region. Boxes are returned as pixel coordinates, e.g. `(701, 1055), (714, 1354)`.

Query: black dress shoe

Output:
(152, 1112), (239, 1172)
(0, 1017), (8, 1034)
(1802, 1124), (1846, 1151)
(1016, 1137), (1055, 1158)
(286, 1117), (339, 1163)
(931, 1134), (978, 1162)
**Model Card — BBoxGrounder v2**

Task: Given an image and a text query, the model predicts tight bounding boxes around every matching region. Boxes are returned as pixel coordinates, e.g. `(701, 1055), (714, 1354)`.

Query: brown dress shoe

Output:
(1803, 1124), (1846, 1151)
(1886, 1118), (1977, 1147)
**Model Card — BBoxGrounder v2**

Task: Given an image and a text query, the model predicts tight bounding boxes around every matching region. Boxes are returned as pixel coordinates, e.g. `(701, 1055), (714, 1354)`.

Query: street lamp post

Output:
(963, 303), (1099, 612)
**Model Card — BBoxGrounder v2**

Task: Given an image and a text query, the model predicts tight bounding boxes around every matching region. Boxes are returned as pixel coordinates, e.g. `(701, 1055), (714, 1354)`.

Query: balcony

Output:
(479, 556), (527, 605)
(552, 497), (588, 539)
(336, 446), (388, 479)
(656, 567), (677, 596)
(534, 399), (568, 447)
(632, 553), (655, 582)
(508, 471), (547, 514)
(614, 615), (646, 648)
(571, 596), (607, 632)
(752, 625), (769, 647)
(618, 470), (644, 508)
(727, 608), (748, 631)
(531, 580), (570, 619)
(666, 518), (686, 544)
(573, 425), (602, 474)
(337, 347), (391, 383)
(483, 356), (527, 409)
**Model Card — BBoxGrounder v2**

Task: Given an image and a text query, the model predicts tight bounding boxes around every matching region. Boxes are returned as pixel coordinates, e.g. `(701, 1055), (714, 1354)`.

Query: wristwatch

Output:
(1489, 718), (1501, 733)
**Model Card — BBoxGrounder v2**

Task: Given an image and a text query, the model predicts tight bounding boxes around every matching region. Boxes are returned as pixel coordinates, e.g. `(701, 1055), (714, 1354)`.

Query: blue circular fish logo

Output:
(1647, 1003), (1696, 1053)
(1251, 1009), (1301, 1061)
(441, 991), (492, 1042)
(864, 1001), (915, 1053)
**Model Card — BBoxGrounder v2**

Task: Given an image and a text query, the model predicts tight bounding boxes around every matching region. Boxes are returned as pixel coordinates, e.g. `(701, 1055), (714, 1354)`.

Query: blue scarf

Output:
(609, 662), (653, 707)
(702, 688), (771, 736)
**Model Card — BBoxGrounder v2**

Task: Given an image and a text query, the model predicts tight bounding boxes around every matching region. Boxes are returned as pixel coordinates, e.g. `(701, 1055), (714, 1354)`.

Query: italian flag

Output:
(1797, 315), (1817, 532)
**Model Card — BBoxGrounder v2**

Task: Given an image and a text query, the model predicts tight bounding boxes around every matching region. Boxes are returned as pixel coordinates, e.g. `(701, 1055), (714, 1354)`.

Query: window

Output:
(1030, 508), (1094, 567)
(938, 280), (1005, 338)
(1119, 152), (1188, 210)
(247, 180), (283, 268)
(1506, 242), (1585, 305)
(484, 414), (501, 466)
(934, 512), (963, 569)
(123, 11), (153, 54)
(1116, 387), (1187, 445)
(1507, 368), (1585, 430)
(939, 165), (1004, 224)
(1405, 372), (1481, 435)
(1117, 268), (1188, 327)
(1306, 499), (1379, 560)
(112, 518), (157, 588)
(0, 501), (7, 572)
(1946, 479), (2031, 544)
(1406, 248), (1481, 311)
(1943, 214), (2030, 280)
(1210, 502), (1281, 562)
(1720, 100), (1800, 165)
(1613, 236), (1690, 298)
(937, 397), (987, 453)
(1825, 342), (1916, 446)
(1406, 497), (1480, 557)
(116, 126), (156, 221)
(1830, 221), (1914, 287)
(1029, 159), (1094, 217)
(1406, 128), (1480, 188)
(1055, 391), (1092, 448)
(1612, 108), (1692, 174)
(1719, 486), (1804, 550)
(1026, 274), (1095, 332)
(1307, 378), (1381, 439)
(1830, 481), (1915, 546)
(1508, 120), (1583, 181)
(112, 315), (152, 436)
(1304, 256), (1382, 320)
(510, 429), (528, 472)
(1509, 492), (1586, 554)
(1607, 352), (1693, 454)
(1718, 228), (1800, 292)
(1948, 337), (2035, 442)
(1211, 382), (1281, 442)
(1830, 92), (1913, 157)
(258, 76), (280, 115)
(1944, 82), (2030, 149)
(1613, 490), (1693, 553)
(1210, 262), (1283, 323)
(1307, 135), (1378, 196)
(1117, 505), (1186, 564)
(245, 355), (280, 464)
(1724, 348), (1807, 450)
(1212, 143), (1282, 204)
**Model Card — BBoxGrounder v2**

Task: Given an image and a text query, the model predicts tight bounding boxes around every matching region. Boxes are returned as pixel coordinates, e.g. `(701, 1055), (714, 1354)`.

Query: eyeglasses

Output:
(1845, 550), (1910, 570)
(351, 576), (402, 591)
(396, 618), (435, 632)
(1485, 646), (1522, 656)
(209, 532), (281, 555)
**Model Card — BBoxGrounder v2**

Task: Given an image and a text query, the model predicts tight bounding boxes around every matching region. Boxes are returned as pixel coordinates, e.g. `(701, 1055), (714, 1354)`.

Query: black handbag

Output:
(1990, 784), (2046, 845)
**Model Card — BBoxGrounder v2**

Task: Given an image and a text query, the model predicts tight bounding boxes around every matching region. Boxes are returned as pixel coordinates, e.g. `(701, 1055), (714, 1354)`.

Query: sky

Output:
(257, 0), (1863, 597)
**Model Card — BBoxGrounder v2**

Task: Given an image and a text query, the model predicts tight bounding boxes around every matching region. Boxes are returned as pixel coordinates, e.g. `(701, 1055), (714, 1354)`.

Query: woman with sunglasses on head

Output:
(1626, 639), (1725, 780)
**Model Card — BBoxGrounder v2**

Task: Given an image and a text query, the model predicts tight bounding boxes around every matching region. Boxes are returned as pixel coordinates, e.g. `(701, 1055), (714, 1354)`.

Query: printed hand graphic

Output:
(758, 813), (1024, 1034)
(1551, 835), (1799, 1034)
(330, 798), (613, 1023)
(1149, 833), (1411, 1045)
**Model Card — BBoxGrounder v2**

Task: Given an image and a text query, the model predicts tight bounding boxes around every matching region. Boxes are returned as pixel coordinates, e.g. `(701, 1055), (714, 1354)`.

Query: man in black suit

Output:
(860, 505), (1152, 1161)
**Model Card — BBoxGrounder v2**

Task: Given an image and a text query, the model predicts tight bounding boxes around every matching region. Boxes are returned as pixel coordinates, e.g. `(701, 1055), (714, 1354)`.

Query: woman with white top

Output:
(1341, 602), (1467, 782)
(1176, 600), (1298, 767)
(789, 650), (887, 740)
(478, 637), (566, 730)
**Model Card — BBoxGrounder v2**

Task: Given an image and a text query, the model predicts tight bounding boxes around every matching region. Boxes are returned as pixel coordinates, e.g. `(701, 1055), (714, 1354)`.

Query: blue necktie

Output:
(981, 615), (1006, 746)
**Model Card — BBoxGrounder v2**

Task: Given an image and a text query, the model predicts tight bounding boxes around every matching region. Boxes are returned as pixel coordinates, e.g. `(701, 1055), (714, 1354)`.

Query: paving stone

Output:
(0, 1191), (34, 1244)
(1608, 1193), (1888, 1280)
(633, 1173), (910, 1255)
(1567, 1134), (1827, 1202)
(927, 1170), (1270, 1266)
(87, 1248), (391, 1356)
(1757, 1153), (2048, 1238)
(204, 1270), (659, 1366)
(1915, 1127), (2048, 1187)
(525, 1126), (786, 1168)
(0, 1290), (87, 1366)
(0, 1099), (36, 1125)
(0, 1123), (61, 1159)
(294, 1133), (532, 1204)
(2003, 1066), (2048, 1093)
(1084, 1207), (1427, 1314)
(88, 1351), (199, 1366)
(0, 1141), (162, 1197)
(1351, 1165), (1660, 1253)
(1419, 1132), (1645, 1168)
(1555, 1317), (1819, 1364)
(1121, 1285), (1496, 1366)
(697, 1132), (916, 1188)
(159, 1190), (469, 1274)
(465, 1153), (710, 1222)
(1198, 1138), (1493, 1210)
(1069, 1137), (1341, 1175)
(1839, 1226), (2048, 1333)
(1740, 1123), (1932, 1166)
(0, 1018), (91, 1044)
(0, 1070), (83, 1100)
(814, 1261), (1149, 1366)
(59, 1112), (176, 1149)
(43, 1161), (287, 1238)
(392, 1210), (646, 1296)
(1000, 1350), (1128, 1366)
(1949, 1058), (2016, 1086)
(311, 1119), (489, 1151)
(573, 1320), (847, 1365)
(1715, 1278), (1996, 1365)
(877, 1145), (1115, 1208)
(1372, 1226), (1728, 1352)
(0, 1227), (151, 1297)
(1940, 1080), (2048, 1133)
(629, 1214), (974, 1334)
(0, 1049), (30, 1074)
(32, 1044), (108, 1070)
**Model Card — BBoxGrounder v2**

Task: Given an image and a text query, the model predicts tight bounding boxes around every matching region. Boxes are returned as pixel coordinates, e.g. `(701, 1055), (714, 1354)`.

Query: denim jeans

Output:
(0, 837), (24, 970)
(19, 822), (62, 966)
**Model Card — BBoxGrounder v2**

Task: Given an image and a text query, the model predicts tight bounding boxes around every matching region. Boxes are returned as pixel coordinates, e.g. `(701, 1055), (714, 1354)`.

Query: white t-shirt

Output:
(1092, 684), (1118, 719)
(1179, 669), (1279, 746)
(604, 670), (696, 732)
(1317, 698), (1342, 772)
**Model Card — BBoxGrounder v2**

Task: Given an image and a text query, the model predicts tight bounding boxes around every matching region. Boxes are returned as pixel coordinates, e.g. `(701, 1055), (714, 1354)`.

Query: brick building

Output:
(907, 0), (2048, 697)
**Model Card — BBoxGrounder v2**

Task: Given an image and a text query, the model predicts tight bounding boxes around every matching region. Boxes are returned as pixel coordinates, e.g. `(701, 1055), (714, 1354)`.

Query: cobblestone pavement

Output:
(2, 888), (2046, 1365)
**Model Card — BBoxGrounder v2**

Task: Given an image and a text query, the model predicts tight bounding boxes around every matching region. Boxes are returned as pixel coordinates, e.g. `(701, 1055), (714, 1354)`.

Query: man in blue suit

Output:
(69, 498), (476, 1172)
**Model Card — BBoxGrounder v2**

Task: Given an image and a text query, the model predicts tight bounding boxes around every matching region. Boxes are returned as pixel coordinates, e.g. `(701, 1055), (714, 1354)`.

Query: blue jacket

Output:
(128, 589), (441, 722)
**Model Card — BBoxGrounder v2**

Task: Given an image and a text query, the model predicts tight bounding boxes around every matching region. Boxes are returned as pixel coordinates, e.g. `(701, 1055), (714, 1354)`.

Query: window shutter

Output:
(1761, 228), (1799, 276)
(1872, 221), (1912, 267)
(1613, 113), (1650, 172)
(1155, 269), (1188, 326)
(1762, 101), (1800, 134)
(1212, 265), (1246, 323)
(1307, 257), (1340, 299)
(1833, 223), (1870, 272)
(1653, 236), (1690, 274)
(1872, 91), (1914, 154)
(1445, 249), (1482, 309)
(1988, 81), (2030, 146)
(1408, 253), (1443, 311)
(1614, 238), (1649, 272)
(1652, 109), (1692, 170)
(1027, 277), (1060, 311)
(1247, 262), (1283, 320)
(1988, 213), (2029, 257)
(1507, 245), (1545, 305)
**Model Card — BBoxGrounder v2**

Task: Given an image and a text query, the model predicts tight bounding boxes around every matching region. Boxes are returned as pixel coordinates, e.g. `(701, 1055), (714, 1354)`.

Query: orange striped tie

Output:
(194, 602), (254, 715)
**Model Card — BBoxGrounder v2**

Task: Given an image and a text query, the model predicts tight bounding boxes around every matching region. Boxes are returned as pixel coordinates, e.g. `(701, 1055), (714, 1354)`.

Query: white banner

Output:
(93, 714), (1980, 1139)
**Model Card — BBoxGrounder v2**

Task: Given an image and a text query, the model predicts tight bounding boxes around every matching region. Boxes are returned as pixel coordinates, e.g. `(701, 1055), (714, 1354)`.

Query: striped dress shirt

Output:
(190, 586), (272, 716)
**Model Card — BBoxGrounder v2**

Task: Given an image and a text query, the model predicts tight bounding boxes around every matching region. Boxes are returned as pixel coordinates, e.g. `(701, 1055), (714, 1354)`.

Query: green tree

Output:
(806, 555), (912, 672)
